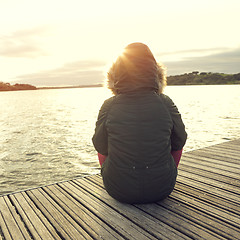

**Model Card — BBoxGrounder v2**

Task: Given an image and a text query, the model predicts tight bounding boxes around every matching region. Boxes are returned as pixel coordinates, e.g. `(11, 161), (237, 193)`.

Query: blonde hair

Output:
(106, 43), (167, 95)
(156, 62), (167, 94)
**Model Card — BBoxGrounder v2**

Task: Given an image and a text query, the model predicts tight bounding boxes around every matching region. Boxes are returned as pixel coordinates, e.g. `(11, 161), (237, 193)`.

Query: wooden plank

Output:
(198, 147), (240, 161)
(207, 140), (240, 149)
(86, 175), (240, 240)
(187, 150), (240, 166)
(0, 197), (23, 240)
(85, 175), (218, 239)
(157, 197), (240, 240)
(169, 190), (240, 228)
(213, 143), (240, 152)
(0, 196), (31, 240)
(218, 139), (240, 147)
(179, 166), (240, 191)
(9, 192), (56, 240)
(43, 184), (123, 239)
(20, 191), (62, 240)
(180, 163), (240, 187)
(27, 188), (91, 239)
(26, 190), (71, 240)
(178, 169), (240, 195)
(92, 174), (240, 215)
(137, 203), (227, 240)
(194, 139), (240, 150)
(177, 175), (240, 203)
(180, 165), (240, 188)
(174, 182), (240, 214)
(88, 170), (240, 211)
(184, 151), (239, 167)
(59, 181), (158, 240)
(181, 154), (240, 174)
(208, 145), (240, 155)
(180, 160), (240, 182)
(74, 177), (190, 240)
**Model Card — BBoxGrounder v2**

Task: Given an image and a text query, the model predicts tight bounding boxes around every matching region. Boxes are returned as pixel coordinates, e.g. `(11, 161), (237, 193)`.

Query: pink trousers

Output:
(98, 149), (183, 168)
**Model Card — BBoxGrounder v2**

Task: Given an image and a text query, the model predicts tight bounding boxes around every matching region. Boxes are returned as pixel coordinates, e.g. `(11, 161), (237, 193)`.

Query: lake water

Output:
(0, 85), (240, 195)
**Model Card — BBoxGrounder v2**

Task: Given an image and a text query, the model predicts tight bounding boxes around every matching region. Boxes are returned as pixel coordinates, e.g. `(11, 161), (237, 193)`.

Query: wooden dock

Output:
(0, 139), (240, 239)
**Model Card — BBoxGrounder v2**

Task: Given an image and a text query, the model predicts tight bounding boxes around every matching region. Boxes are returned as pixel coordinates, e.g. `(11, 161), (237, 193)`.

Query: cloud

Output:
(11, 47), (240, 86)
(0, 26), (49, 58)
(157, 47), (231, 57)
(161, 47), (240, 75)
(12, 60), (107, 87)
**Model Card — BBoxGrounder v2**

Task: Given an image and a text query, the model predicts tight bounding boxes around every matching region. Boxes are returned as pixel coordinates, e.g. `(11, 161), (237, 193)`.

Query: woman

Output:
(92, 42), (187, 204)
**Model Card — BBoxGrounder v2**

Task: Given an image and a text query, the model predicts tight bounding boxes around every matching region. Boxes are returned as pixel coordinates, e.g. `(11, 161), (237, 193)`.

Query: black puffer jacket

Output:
(92, 90), (187, 203)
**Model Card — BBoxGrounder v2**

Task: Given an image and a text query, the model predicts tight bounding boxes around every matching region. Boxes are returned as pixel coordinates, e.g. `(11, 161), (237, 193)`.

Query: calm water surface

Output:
(0, 85), (240, 195)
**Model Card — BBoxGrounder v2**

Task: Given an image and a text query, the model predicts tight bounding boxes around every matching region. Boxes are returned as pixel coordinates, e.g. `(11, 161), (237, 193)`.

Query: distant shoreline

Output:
(37, 84), (103, 90)
(1, 71), (240, 92)
(1, 82), (240, 92)
(0, 83), (103, 92)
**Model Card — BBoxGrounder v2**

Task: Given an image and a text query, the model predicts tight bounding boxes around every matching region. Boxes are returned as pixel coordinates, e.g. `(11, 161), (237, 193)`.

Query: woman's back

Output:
(92, 42), (187, 203)
(107, 91), (173, 169)
(93, 91), (186, 203)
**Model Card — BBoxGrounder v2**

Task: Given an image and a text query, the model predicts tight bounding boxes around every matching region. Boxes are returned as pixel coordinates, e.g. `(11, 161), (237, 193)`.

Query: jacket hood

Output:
(107, 43), (167, 95)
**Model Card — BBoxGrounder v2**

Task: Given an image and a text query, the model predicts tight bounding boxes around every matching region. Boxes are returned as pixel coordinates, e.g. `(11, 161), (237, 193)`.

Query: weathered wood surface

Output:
(0, 139), (240, 239)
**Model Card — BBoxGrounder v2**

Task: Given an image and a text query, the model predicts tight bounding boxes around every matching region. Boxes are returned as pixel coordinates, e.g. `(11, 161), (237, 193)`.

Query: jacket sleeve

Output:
(162, 94), (187, 150)
(92, 97), (114, 155)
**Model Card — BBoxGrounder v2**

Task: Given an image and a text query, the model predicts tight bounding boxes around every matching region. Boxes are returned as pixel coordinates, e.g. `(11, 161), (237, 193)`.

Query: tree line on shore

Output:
(1, 72), (240, 91)
(0, 82), (37, 91)
(167, 72), (240, 85)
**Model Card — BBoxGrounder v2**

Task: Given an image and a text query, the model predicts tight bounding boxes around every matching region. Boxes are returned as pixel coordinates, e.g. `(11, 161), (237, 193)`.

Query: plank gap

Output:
(57, 183), (130, 240)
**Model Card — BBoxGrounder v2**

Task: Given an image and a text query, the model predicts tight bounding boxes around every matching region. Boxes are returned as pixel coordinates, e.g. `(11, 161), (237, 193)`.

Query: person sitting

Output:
(92, 42), (187, 204)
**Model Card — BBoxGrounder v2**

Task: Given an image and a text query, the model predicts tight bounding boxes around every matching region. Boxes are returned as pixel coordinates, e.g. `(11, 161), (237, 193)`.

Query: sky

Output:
(0, 0), (240, 87)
